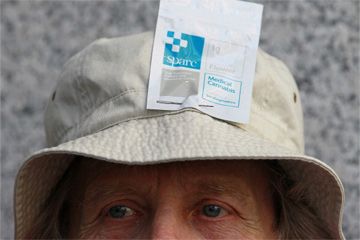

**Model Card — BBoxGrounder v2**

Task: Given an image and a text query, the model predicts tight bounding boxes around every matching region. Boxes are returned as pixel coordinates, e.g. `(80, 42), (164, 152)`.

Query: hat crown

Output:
(45, 31), (304, 153)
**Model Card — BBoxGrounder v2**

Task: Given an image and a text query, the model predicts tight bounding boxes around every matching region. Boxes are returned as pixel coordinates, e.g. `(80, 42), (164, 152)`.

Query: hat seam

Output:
(53, 87), (300, 153)
(45, 49), (87, 146)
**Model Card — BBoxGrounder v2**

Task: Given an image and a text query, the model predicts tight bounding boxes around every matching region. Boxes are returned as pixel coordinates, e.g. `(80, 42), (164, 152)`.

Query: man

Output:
(14, 32), (344, 239)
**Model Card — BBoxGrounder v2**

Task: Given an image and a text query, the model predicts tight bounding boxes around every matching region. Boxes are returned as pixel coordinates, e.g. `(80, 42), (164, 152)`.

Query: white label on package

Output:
(146, 0), (263, 123)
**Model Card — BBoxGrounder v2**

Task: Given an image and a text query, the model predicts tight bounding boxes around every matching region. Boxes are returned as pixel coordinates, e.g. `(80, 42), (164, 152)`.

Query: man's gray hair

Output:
(26, 158), (335, 239)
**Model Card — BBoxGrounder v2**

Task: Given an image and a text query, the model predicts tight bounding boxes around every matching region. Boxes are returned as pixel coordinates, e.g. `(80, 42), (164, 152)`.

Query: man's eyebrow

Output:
(83, 185), (150, 205)
(189, 180), (252, 203)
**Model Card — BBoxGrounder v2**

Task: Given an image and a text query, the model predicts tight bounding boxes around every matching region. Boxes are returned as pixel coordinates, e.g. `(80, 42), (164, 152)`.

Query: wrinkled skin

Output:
(67, 160), (278, 239)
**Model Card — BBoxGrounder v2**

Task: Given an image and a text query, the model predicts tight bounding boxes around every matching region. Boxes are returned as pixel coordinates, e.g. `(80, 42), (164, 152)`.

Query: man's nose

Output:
(149, 207), (195, 239)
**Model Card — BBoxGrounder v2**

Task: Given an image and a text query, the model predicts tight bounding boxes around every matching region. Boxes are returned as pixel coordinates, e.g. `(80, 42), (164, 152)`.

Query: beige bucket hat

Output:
(14, 31), (344, 239)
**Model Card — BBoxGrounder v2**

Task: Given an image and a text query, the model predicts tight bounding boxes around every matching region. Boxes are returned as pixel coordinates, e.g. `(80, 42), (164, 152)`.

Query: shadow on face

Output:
(66, 159), (278, 239)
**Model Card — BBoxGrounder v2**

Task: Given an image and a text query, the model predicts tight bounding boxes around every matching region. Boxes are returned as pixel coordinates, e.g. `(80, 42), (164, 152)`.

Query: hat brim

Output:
(14, 110), (344, 239)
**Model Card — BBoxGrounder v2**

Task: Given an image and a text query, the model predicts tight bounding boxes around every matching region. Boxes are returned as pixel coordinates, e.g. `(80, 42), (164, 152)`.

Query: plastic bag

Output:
(147, 0), (263, 123)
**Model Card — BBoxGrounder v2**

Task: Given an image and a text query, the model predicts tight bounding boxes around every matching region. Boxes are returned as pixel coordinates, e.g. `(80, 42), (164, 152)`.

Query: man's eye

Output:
(202, 204), (228, 218)
(107, 205), (135, 219)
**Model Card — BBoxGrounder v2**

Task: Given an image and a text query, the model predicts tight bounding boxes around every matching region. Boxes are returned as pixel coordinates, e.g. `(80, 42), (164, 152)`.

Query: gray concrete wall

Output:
(1, 0), (359, 238)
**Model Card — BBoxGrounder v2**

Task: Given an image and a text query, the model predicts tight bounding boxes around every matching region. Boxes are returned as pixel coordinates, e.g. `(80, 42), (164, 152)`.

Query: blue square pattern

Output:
(173, 38), (180, 45)
(167, 31), (174, 38)
(163, 31), (205, 70)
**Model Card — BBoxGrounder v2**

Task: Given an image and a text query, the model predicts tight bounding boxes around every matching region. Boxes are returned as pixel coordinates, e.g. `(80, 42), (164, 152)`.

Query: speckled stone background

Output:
(1, 0), (359, 239)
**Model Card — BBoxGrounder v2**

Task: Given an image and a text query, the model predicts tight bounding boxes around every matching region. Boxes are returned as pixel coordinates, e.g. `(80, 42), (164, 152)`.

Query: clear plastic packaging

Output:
(147, 0), (263, 123)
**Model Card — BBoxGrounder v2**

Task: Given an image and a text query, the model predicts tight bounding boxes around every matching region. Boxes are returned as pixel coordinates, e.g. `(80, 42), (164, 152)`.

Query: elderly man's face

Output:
(68, 160), (278, 239)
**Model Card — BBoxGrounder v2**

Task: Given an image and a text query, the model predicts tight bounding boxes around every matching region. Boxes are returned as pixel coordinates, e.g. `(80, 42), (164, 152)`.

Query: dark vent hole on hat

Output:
(293, 93), (297, 103)
(51, 91), (56, 101)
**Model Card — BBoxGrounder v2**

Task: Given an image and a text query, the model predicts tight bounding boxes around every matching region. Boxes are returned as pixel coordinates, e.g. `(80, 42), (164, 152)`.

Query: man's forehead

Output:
(80, 158), (266, 175)
(77, 159), (270, 192)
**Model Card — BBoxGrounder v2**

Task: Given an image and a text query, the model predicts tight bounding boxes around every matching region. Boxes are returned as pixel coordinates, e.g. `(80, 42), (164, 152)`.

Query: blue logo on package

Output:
(202, 73), (242, 108)
(163, 31), (205, 70)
